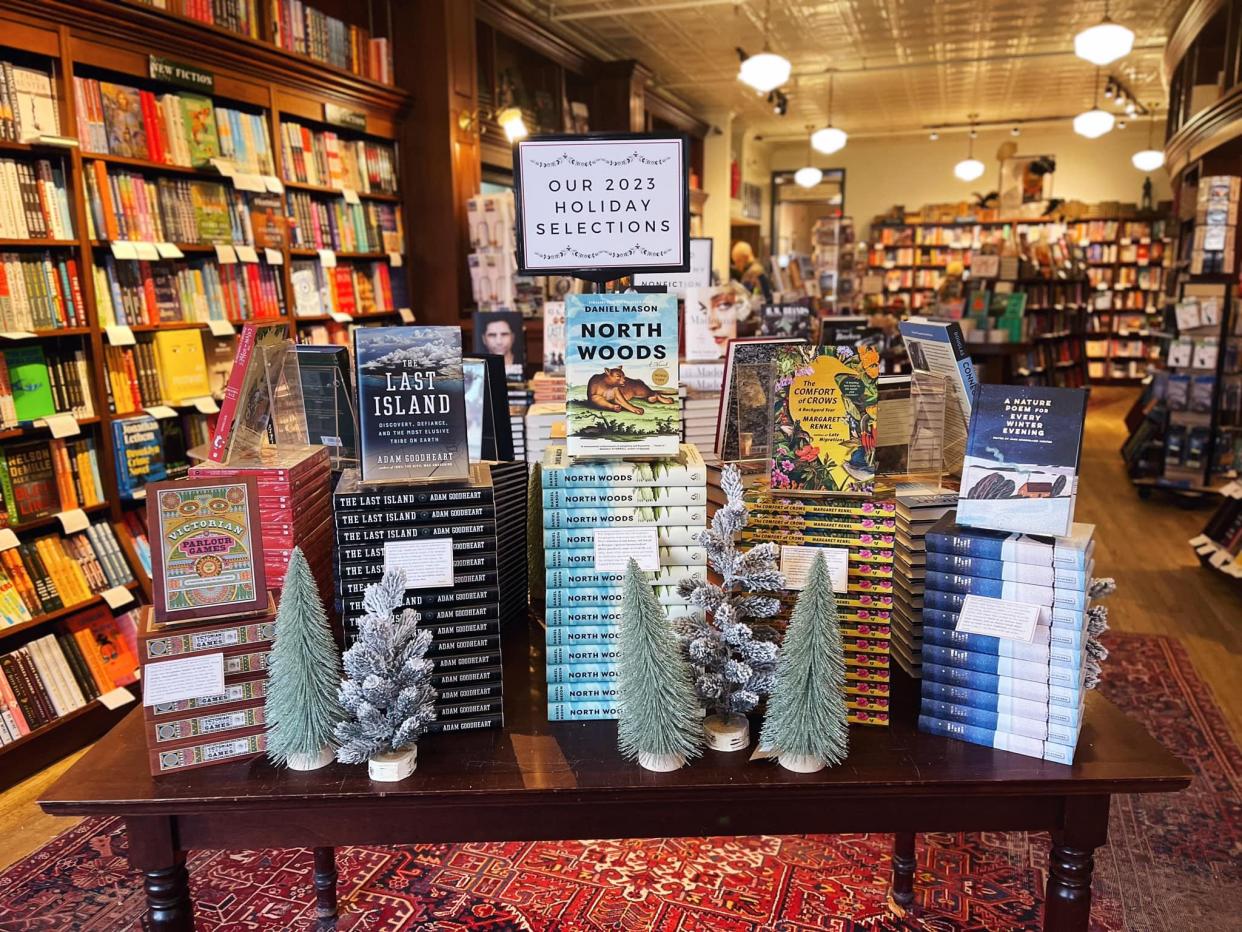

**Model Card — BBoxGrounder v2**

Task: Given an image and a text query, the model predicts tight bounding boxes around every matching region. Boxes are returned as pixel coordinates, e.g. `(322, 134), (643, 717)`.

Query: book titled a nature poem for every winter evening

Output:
(565, 293), (679, 458)
(355, 326), (469, 484)
(957, 384), (1088, 538)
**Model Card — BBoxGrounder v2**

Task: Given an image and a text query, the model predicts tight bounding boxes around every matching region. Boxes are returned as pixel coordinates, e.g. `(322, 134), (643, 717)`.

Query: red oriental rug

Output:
(0, 633), (1237, 931)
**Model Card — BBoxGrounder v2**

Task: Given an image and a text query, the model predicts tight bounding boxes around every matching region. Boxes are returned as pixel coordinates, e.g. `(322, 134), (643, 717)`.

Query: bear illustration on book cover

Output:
(355, 326), (469, 483)
(956, 384), (1088, 538)
(769, 344), (879, 495)
(565, 293), (679, 458)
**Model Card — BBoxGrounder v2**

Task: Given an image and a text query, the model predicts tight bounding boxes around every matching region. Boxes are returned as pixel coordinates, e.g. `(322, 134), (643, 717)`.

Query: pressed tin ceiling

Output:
(509, 0), (1189, 136)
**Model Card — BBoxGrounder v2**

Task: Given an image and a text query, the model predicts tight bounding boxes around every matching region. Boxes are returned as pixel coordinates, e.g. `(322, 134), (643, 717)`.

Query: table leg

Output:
(890, 832), (916, 907)
(313, 846), (338, 921)
(1043, 794), (1110, 932)
(125, 815), (193, 932)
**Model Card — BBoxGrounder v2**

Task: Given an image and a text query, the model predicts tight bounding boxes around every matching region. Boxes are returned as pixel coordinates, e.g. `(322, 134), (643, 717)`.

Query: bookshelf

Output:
(0, 0), (412, 786)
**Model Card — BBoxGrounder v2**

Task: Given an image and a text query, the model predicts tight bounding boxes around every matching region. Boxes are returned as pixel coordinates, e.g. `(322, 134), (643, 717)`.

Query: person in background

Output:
(730, 241), (772, 302)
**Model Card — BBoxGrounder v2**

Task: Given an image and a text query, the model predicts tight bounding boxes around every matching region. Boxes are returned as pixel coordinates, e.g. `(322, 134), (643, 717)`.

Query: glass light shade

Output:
(1073, 108), (1115, 138)
(793, 166), (824, 188)
(1131, 149), (1165, 172)
(1074, 19), (1134, 66)
(738, 52), (791, 93)
(953, 158), (985, 182)
(811, 126), (848, 154)
(498, 108), (528, 142)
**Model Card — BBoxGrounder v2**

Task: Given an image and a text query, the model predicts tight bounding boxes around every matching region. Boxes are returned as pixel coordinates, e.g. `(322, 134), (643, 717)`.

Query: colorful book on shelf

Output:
(152, 330), (211, 405)
(98, 82), (147, 160)
(178, 95), (221, 166)
(207, 322), (290, 463)
(0, 441), (57, 525)
(2, 345), (55, 422)
(8, 64), (62, 141)
(112, 414), (166, 500)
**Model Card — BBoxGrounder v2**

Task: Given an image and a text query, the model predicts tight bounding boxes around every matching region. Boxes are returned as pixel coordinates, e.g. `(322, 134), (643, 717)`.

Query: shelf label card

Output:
(134, 241), (161, 260)
(387, 251), (403, 267)
(235, 245), (259, 264)
(97, 686), (136, 710)
(384, 538), (454, 589)
(0, 528), (18, 552)
(232, 173), (267, 193)
(143, 653), (225, 707)
(341, 187), (360, 205)
(191, 396), (221, 414)
(593, 527), (659, 572)
(956, 594), (1041, 643)
(214, 244), (238, 264)
(39, 413), (81, 439)
(0, 331), (36, 340)
(210, 157), (237, 176)
(780, 545), (849, 592)
(105, 324), (136, 346)
(264, 247), (283, 265)
(513, 134), (688, 276)
(317, 248), (337, 268)
(110, 241), (139, 260)
(206, 319), (235, 338)
(328, 310), (353, 323)
(144, 405), (179, 420)
(101, 585), (135, 609)
(397, 308), (415, 323)
(149, 55), (214, 92)
(56, 508), (90, 534)
(263, 175), (284, 194)
(323, 102), (367, 131)
(156, 242), (184, 259)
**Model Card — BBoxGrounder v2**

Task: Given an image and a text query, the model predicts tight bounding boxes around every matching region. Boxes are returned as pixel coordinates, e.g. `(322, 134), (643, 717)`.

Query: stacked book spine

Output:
(917, 514), (1098, 763)
(740, 494), (896, 725)
(540, 443), (708, 722)
(892, 485), (958, 677)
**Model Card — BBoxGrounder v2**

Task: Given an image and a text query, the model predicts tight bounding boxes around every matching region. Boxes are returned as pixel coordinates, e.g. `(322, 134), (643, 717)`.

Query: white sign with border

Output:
(328, 310), (353, 323)
(779, 545), (849, 592)
(955, 594), (1041, 643)
(632, 237), (713, 295)
(134, 241), (161, 261)
(318, 248), (337, 268)
(144, 405), (179, 420)
(0, 331), (36, 340)
(513, 134), (689, 277)
(593, 526), (659, 573)
(387, 251), (403, 267)
(397, 308), (415, 323)
(110, 241), (139, 260)
(263, 175), (284, 194)
(191, 396), (220, 414)
(143, 653), (225, 706)
(341, 188), (360, 205)
(383, 538), (455, 589)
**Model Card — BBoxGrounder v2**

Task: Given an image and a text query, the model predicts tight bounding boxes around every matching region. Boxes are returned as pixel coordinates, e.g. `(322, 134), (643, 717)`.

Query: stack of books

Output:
(0, 521), (134, 625)
(332, 461), (527, 735)
(523, 402), (565, 465)
(286, 192), (403, 253)
(138, 604), (276, 775)
(190, 445), (333, 596)
(0, 158), (73, 239)
(741, 493), (897, 725)
(0, 605), (139, 745)
(529, 372), (565, 404)
(279, 121), (398, 194)
(680, 387), (720, 455)
(508, 383), (531, 463)
(918, 514), (1097, 763)
(540, 444), (708, 722)
(892, 483), (958, 677)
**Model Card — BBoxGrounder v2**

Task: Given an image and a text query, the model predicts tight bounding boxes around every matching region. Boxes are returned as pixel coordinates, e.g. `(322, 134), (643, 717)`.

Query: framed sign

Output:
(513, 132), (690, 279)
(633, 237), (713, 295)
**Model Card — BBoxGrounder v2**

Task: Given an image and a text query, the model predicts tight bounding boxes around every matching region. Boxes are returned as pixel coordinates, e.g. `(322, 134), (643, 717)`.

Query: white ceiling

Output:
(516, 0), (1188, 137)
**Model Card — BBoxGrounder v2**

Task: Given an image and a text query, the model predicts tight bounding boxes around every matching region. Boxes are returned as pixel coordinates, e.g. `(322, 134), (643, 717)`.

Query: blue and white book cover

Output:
(354, 326), (469, 484)
(565, 293), (680, 457)
(957, 385), (1088, 538)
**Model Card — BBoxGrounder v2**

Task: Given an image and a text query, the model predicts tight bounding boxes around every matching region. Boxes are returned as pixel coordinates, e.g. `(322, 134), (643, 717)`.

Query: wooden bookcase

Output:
(0, 0), (412, 788)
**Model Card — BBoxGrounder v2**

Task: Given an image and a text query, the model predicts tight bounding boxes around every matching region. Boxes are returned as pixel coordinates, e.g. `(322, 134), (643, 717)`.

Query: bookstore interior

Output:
(0, 0), (1237, 929)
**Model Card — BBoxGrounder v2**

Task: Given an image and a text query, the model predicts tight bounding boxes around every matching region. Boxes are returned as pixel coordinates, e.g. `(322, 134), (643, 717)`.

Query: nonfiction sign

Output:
(514, 133), (689, 278)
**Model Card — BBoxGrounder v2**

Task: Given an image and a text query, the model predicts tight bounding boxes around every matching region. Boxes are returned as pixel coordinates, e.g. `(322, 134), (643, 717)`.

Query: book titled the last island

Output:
(957, 384), (1088, 538)
(565, 294), (679, 458)
(355, 326), (470, 484)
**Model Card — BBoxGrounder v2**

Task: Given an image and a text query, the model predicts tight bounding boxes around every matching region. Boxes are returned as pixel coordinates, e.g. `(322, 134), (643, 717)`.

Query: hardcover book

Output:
(147, 476), (267, 626)
(178, 95), (221, 166)
(152, 331), (211, 405)
(760, 303), (813, 339)
(683, 287), (736, 361)
(3, 346), (55, 422)
(957, 385), (1088, 538)
(769, 344), (880, 494)
(715, 337), (806, 462)
(1, 441), (57, 524)
(354, 326), (469, 484)
(565, 293), (679, 458)
(208, 323), (290, 463)
(98, 83), (146, 159)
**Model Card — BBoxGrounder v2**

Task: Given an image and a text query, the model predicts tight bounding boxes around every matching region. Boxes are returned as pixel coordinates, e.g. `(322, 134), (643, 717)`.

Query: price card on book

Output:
(37, 413), (80, 438)
(144, 405), (178, 420)
(341, 188), (360, 205)
(56, 508), (90, 534)
(383, 539), (454, 589)
(101, 585), (134, 609)
(397, 308), (415, 323)
(0, 331), (36, 340)
(387, 252), (403, 267)
(0, 528), (18, 552)
(110, 241), (139, 260)
(232, 173), (267, 193)
(97, 686), (136, 711)
(780, 545), (848, 592)
(206, 319), (235, 337)
(191, 396), (220, 414)
(512, 133), (689, 277)
(156, 242), (184, 259)
(134, 242), (161, 261)
(210, 157), (237, 176)
(235, 245), (259, 264)
(143, 653), (225, 707)
(317, 248), (337, 268)
(593, 527), (659, 572)
(263, 175), (284, 194)
(955, 594), (1041, 643)
(264, 248), (283, 265)
(328, 310), (353, 323)
(214, 244), (238, 264)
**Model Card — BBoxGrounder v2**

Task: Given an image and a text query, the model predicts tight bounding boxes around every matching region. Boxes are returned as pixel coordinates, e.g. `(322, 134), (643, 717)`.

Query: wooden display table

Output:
(40, 622), (1190, 932)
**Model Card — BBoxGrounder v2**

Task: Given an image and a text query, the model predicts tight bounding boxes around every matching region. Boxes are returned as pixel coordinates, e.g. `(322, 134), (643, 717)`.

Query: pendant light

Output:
(811, 72), (848, 155)
(738, 0), (791, 93)
(1074, 68), (1115, 138)
(954, 121), (985, 182)
(1074, 1), (1134, 67)
(794, 127), (823, 188)
(1131, 108), (1165, 171)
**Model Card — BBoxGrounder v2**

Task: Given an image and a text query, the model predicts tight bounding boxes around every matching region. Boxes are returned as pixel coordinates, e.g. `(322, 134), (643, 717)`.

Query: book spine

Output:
(921, 697), (1049, 740)
(424, 713), (502, 734)
(544, 587), (689, 610)
(918, 714), (1045, 760)
(545, 568), (684, 590)
(140, 621), (275, 661)
(0, 654), (41, 729)
(151, 705), (265, 743)
(542, 486), (705, 509)
(331, 486), (496, 509)
(546, 680), (620, 703)
(544, 662), (619, 684)
(542, 525), (706, 550)
(146, 678), (267, 717)
(541, 461), (705, 489)
(332, 505), (495, 527)
(547, 701), (620, 721)
(921, 643), (1083, 684)
(150, 730), (266, 774)
(544, 625), (621, 647)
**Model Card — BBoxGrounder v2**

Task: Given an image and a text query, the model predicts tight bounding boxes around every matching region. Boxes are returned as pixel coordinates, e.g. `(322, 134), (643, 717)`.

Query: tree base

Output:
(637, 751), (685, 772)
(778, 752), (825, 773)
(703, 713), (750, 752)
(368, 746), (418, 781)
(286, 746), (335, 771)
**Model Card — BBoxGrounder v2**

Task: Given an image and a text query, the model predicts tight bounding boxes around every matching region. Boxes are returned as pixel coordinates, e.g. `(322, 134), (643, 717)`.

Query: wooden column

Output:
(394, 0), (480, 325)
(592, 60), (652, 133)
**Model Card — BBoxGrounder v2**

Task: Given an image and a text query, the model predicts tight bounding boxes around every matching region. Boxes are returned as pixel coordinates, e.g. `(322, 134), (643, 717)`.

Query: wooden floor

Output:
(0, 386), (1236, 875)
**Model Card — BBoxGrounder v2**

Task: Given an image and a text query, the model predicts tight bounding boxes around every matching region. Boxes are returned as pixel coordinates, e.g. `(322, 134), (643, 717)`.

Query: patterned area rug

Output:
(0, 633), (1237, 931)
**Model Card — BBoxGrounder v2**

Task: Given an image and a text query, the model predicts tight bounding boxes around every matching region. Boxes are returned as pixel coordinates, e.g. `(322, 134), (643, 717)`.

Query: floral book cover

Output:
(354, 326), (469, 484)
(565, 293), (679, 458)
(956, 384), (1088, 538)
(148, 476), (267, 626)
(769, 344), (879, 495)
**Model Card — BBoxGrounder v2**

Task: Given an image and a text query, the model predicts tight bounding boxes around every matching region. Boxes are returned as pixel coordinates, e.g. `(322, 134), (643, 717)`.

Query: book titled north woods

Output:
(957, 384), (1088, 538)
(355, 326), (470, 484)
(565, 294), (679, 457)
